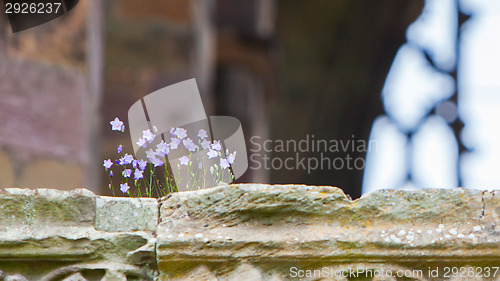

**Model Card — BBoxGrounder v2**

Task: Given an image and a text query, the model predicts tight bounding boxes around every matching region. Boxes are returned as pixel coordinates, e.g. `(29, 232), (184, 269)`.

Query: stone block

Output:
(157, 184), (500, 280)
(95, 196), (158, 232)
(0, 187), (95, 227)
(0, 188), (155, 280)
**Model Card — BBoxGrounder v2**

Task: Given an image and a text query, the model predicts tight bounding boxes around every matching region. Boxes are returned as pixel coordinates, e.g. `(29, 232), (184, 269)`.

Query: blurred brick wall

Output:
(0, 0), (271, 193)
(0, 1), (102, 192)
(100, 0), (276, 192)
(100, 0), (216, 195)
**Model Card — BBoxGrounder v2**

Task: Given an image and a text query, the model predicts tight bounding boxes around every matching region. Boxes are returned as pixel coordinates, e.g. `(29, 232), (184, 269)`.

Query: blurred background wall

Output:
(2, 0), (499, 198)
(100, 0), (422, 198)
(0, 1), (102, 192)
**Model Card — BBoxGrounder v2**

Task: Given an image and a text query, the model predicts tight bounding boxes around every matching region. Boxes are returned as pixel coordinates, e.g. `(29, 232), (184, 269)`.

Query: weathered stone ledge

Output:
(0, 184), (498, 280)
(0, 188), (158, 280)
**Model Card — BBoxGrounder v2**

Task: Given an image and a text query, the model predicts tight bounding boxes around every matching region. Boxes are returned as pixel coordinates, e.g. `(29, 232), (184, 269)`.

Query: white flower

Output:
(220, 158), (230, 169)
(183, 138), (198, 152)
(200, 139), (211, 150)
(179, 156), (190, 166)
(136, 138), (147, 148)
(207, 149), (218, 159)
(170, 138), (181, 149)
(174, 128), (187, 139)
(110, 117), (124, 131)
(211, 140), (222, 151)
(198, 129), (208, 139)
(142, 129), (155, 143)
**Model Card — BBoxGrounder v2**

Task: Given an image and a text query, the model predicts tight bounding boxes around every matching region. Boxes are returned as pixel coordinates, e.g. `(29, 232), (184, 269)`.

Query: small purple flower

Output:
(220, 158), (230, 169)
(142, 129), (155, 143)
(110, 171), (114, 177)
(123, 154), (134, 164)
(207, 149), (218, 159)
(117, 145), (123, 154)
(183, 138), (198, 152)
(119, 156), (126, 166)
(132, 160), (138, 168)
(227, 152), (236, 164)
(179, 156), (190, 166)
(115, 159), (120, 165)
(150, 157), (164, 167)
(169, 127), (175, 136)
(134, 168), (143, 180)
(174, 128), (187, 139)
(122, 169), (132, 178)
(110, 117), (124, 131)
(170, 138), (181, 150)
(211, 140), (222, 151)
(200, 139), (211, 150)
(103, 159), (113, 169)
(198, 129), (208, 139)
(138, 159), (147, 170)
(156, 140), (170, 157)
(136, 138), (147, 148)
(146, 149), (156, 160)
(120, 183), (130, 193)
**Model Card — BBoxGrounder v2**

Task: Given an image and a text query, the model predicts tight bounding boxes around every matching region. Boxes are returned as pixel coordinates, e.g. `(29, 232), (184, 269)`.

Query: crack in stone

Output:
(480, 191), (487, 219)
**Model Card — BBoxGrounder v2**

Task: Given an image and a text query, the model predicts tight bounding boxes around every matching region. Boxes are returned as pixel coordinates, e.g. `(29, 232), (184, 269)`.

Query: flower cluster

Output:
(104, 117), (236, 197)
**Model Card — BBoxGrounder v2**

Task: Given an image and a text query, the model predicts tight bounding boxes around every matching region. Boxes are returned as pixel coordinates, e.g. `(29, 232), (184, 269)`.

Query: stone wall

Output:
(0, 184), (498, 280)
